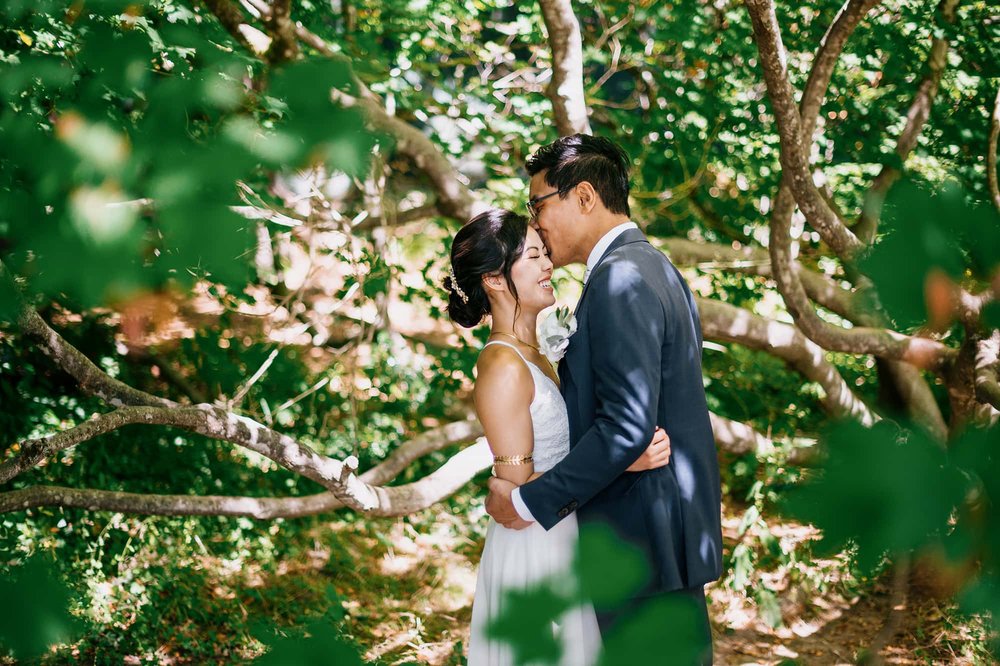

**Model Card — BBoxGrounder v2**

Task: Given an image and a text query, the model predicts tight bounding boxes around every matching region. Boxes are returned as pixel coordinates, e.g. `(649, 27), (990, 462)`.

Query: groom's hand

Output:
(486, 477), (533, 530)
(627, 426), (672, 472)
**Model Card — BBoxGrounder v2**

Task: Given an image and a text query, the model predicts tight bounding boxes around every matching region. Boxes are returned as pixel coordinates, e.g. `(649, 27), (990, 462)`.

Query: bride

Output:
(445, 209), (671, 665)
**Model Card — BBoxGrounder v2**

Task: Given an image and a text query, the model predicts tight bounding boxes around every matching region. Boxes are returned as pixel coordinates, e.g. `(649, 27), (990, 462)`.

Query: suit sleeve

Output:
(519, 256), (665, 529)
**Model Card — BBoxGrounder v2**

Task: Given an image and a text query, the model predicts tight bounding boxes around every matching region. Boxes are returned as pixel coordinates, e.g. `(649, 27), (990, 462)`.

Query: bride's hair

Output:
(446, 209), (529, 328)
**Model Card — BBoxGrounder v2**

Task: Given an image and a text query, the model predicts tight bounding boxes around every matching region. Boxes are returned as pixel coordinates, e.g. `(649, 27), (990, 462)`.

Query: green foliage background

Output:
(0, 0), (998, 663)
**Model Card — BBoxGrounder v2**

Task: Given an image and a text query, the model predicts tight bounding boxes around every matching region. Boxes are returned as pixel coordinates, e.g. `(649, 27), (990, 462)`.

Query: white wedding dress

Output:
(467, 341), (602, 666)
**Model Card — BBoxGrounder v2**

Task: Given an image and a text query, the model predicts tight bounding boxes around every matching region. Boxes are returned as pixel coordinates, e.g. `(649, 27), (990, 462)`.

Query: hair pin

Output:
(447, 266), (468, 304)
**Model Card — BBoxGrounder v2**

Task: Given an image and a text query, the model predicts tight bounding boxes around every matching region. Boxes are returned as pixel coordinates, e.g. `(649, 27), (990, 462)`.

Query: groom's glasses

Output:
(526, 187), (572, 220)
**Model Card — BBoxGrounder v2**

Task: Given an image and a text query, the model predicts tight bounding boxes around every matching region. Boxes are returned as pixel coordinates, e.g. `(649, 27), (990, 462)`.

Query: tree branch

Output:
(1, 413), (819, 517)
(537, 0), (592, 136)
(329, 90), (486, 221)
(263, 0), (299, 63)
(2, 408), (155, 484)
(698, 297), (878, 424)
(1, 413), (486, 516)
(767, 200), (956, 371)
(744, 0), (864, 259)
(975, 332), (1000, 410)
(205, 0), (484, 224)
(0, 440), (493, 518)
(882, 360), (948, 441)
(200, 0), (269, 56)
(709, 413), (816, 464)
(661, 238), (861, 320)
(989, 85), (1000, 214)
(17, 305), (177, 409)
(855, 0), (959, 242)
(800, 0), (882, 141)
(3, 404), (371, 509)
(8, 301), (500, 513)
(352, 202), (440, 232)
(750, 0), (956, 373)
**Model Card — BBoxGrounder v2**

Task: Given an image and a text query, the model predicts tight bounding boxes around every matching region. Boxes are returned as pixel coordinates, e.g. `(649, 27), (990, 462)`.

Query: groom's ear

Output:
(576, 181), (598, 214)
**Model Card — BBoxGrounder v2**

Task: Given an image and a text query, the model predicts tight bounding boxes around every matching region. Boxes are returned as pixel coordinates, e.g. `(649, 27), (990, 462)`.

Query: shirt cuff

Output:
(511, 487), (536, 523)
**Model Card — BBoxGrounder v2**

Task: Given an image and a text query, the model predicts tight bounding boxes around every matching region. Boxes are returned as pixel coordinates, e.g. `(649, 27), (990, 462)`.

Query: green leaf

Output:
(859, 180), (968, 328)
(155, 204), (252, 289)
(755, 587), (783, 629)
(786, 420), (965, 571)
(948, 425), (1000, 575)
(254, 617), (363, 666)
(0, 267), (19, 324)
(982, 302), (1000, 330)
(575, 523), (650, 608)
(0, 558), (82, 659)
(486, 577), (574, 665)
(596, 595), (710, 665)
(731, 543), (754, 591)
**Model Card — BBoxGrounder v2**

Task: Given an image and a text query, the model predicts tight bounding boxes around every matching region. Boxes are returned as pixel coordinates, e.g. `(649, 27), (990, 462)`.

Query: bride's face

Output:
(508, 226), (555, 311)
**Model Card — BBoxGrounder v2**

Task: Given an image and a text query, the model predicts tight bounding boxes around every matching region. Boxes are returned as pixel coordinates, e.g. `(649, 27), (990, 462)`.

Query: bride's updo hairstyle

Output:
(445, 209), (529, 328)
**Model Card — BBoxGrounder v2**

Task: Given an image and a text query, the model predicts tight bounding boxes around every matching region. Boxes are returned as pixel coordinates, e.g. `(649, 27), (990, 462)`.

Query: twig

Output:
(230, 347), (280, 407)
(274, 377), (330, 414)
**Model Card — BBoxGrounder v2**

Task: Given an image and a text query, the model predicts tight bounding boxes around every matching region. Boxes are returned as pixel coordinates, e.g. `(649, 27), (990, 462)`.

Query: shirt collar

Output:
(583, 221), (638, 283)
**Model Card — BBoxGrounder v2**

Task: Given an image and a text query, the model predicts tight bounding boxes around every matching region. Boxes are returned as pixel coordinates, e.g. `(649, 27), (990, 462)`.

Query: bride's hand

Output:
(627, 426), (671, 472)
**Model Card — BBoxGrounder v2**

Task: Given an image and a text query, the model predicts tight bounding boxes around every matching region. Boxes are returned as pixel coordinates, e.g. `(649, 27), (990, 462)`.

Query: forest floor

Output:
(2, 501), (991, 665)
(270, 506), (992, 666)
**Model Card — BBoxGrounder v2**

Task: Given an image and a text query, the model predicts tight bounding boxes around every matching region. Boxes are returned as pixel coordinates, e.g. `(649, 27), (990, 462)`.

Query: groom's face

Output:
(528, 171), (581, 268)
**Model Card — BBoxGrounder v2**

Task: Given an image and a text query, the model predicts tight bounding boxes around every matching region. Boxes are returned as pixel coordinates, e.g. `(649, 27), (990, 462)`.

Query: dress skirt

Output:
(467, 514), (601, 665)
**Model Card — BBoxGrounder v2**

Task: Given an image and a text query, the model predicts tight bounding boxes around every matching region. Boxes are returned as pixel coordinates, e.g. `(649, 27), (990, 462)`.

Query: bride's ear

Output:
(482, 274), (505, 294)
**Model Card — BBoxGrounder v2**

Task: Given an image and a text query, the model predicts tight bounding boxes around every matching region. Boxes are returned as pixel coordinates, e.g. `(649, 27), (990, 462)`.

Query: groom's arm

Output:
(518, 257), (665, 530)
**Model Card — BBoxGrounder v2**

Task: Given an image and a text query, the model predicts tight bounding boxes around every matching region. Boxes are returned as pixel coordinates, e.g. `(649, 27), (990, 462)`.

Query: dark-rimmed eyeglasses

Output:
(526, 187), (571, 220)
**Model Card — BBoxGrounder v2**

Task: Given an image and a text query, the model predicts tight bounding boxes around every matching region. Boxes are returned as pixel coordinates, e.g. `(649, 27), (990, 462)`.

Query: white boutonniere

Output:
(538, 306), (577, 364)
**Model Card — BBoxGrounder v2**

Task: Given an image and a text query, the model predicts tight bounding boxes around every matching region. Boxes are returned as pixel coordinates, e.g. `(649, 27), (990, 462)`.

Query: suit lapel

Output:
(562, 228), (649, 391)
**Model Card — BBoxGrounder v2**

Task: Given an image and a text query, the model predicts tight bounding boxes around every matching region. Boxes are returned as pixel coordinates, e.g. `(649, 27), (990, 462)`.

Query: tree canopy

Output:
(1, 0), (999, 662)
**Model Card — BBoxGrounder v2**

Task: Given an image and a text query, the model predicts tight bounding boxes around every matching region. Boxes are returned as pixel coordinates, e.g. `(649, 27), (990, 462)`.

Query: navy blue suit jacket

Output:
(520, 228), (723, 593)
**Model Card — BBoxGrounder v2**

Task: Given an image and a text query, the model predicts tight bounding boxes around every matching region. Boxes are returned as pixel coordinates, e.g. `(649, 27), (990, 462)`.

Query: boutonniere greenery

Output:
(538, 306), (577, 364)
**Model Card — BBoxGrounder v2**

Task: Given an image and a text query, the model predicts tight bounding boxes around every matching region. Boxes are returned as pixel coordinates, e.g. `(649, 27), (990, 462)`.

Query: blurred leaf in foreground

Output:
(786, 420), (966, 571)
(0, 557), (82, 660)
(252, 584), (361, 665)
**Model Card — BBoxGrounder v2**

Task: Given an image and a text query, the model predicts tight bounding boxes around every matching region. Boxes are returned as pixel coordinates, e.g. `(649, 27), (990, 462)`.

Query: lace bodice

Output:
(482, 341), (570, 473)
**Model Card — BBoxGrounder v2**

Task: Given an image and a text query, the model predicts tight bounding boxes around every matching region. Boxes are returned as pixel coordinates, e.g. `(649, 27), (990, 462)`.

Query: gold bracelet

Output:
(493, 454), (533, 465)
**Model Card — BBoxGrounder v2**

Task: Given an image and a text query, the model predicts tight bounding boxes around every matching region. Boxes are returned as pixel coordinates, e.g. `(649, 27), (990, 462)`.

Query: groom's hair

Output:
(526, 134), (631, 217)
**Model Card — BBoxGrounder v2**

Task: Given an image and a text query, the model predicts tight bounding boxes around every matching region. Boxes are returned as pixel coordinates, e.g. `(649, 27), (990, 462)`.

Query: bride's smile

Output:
(507, 226), (555, 312)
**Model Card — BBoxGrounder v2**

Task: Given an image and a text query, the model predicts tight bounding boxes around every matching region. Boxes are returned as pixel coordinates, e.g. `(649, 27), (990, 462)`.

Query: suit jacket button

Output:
(558, 507), (570, 518)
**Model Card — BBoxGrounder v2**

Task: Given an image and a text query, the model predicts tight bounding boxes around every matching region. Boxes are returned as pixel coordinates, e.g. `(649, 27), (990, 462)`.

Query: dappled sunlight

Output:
(2, 0), (998, 663)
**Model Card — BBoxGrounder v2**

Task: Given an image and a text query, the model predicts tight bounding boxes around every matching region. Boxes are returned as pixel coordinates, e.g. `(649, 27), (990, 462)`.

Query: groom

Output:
(486, 134), (723, 660)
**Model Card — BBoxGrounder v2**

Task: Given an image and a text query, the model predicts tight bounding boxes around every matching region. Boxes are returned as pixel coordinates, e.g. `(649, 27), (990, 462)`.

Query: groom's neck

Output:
(577, 213), (633, 262)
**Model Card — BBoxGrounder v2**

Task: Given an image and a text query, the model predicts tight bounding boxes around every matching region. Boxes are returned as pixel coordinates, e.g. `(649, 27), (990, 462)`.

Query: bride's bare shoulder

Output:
(475, 345), (532, 395)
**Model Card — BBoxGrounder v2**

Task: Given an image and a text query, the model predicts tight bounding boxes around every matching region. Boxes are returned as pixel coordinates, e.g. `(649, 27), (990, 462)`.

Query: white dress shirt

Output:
(510, 220), (639, 524)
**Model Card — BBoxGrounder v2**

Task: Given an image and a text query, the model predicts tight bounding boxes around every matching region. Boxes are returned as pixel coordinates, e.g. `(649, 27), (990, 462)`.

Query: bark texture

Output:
(537, 0), (593, 136)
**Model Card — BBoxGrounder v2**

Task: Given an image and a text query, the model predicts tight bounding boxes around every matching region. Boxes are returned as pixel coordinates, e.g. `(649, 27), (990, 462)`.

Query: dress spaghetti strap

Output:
(483, 340), (530, 366)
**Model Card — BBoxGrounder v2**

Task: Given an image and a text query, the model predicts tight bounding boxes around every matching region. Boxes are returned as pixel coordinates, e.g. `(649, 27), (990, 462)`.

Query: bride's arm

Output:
(474, 348), (536, 486)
